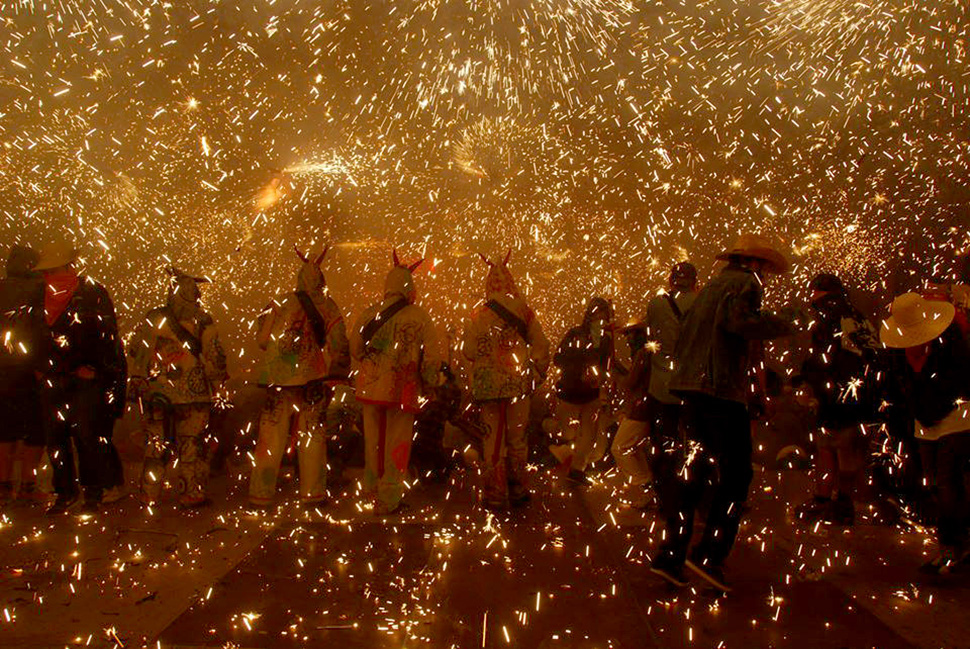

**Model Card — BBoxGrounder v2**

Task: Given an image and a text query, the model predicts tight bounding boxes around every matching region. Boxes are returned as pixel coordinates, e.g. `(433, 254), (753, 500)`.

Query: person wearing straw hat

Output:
(34, 237), (127, 516)
(881, 292), (970, 575)
(248, 246), (350, 510)
(128, 266), (228, 508)
(650, 233), (795, 591)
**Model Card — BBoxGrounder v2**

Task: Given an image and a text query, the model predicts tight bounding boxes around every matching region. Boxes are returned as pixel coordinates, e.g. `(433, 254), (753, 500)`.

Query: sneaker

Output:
(650, 557), (688, 587)
(16, 483), (43, 504)
(179, 497), (212, 510)
(46, 492), (80, 516)
(78, 498), (99, 516)
(794, 496), (831, 522)
(685, 559), (732, 592)
(102, 485), (128, 504)
(566, 469), (590, 486)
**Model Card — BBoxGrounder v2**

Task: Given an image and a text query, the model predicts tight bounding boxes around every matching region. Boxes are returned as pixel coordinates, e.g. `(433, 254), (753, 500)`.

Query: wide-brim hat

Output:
(167, 266), (210, 283)
(880, 292), (955, 349)
(716, 233), (790, 274)
(34, 239), (77, 271)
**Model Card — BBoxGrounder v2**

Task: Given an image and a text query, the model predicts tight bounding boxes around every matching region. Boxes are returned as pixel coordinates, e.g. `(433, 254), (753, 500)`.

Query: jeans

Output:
(657, 393), (753, 568)
(44, 377), (113, 500)
(919, 431), (970, 549)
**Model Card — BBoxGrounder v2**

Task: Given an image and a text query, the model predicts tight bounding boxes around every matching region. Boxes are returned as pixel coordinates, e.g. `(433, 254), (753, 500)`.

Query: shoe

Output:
(650, 557), (688, 587)
(16, 483), (43, 504)
(0, 481), (13, 504)
(685, 559), (732, 592)
(510, 492), (531, 508)
(794, 496), (831, 522)
(823, 495), (855, 526)
(78, 498), (99, 516)
(374, 501), (409, 516)
(627, 486), (654, 510)
(102, 485), (128, 504)
(566, 469), (590, 486)
(919, 547), (960, 576)
(247, 500), (273, 512)
(300, 497), (329, 511)
(179, 497), (212, 510)
(46, 492), (80, 516)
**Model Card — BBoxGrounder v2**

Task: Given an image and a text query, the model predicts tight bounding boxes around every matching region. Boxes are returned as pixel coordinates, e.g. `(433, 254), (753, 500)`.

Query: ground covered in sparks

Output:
(1, 453), (969, 649)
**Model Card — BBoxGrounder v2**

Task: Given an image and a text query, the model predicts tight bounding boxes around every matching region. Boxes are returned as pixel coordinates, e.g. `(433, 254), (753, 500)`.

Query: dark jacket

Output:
(669, 264), (793, 404)
(886, 323), (970, 429)
(41, 276), (127, 419)
(554, 327), (601, 405)
(799, 291), (880, 428)
(0, 248), (44, 388)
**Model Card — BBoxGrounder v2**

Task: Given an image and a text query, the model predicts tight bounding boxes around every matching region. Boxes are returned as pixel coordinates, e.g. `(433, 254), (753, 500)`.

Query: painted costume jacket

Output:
(257, 290), (350, 387)
(461, 263), (550, 402)
(350, 267), (442, 413)
(129, 305), (227, 405)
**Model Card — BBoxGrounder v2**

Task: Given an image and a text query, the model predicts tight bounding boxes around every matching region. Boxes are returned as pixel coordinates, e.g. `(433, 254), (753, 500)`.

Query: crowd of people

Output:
(1, 232), (969, 592)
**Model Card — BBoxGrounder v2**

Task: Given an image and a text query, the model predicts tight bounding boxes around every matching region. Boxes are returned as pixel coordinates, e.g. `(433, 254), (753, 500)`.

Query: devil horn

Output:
(478, 252), (493, 266)
(503, 248), (512, 266)
(408, 258), (424, 272)
(392, 248), (401, 267)
(294, 245), (309, 263)
(315, 244), (329, 266)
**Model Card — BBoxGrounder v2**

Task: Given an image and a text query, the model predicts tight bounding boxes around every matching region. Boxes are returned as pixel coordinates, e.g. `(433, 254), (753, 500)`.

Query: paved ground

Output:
(1, 456), (968, 649)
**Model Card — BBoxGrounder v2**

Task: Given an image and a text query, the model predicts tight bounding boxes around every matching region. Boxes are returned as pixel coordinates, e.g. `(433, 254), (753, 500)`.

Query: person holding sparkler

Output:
(350, 251), (443, 515)
(36, 237), (128, 515)
(128, 267), (227, 508)
(652, 234), (794, 591)
(461, 250), (550, 510)
(248, 246), (350, 510)
(881, 293), (970, 575)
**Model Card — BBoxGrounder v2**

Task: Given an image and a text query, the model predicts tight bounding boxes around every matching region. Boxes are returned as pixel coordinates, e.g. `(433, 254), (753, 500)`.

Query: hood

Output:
(384, 250), (422, 303)
(166, 267), (207, 319)
(480, 250), (520, 301)
(582, 297), (613, 330)
(295, 245), (329, 294)
(6, 245), (38, 279)
(384, 266), (416, 303)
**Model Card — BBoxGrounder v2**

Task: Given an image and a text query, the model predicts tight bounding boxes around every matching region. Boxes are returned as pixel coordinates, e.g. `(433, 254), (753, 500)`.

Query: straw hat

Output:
(880, 292), (955, 349)
(34, 238), (77, 271)
(716, 233), (790, 274)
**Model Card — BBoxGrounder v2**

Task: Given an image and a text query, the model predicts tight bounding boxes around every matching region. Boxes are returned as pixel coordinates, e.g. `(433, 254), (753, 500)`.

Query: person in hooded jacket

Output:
(612, 262), (698, 509)
(795, 273), (880, 525)
(350, 251), (443, 515)
(128, 267), (228, 508)
(882, 293), (970, 575)
(248, 246), (350, 509)
(651, 234), (794, 592)
(550, 297), (616, 485)
(461, 251), (550, 510)
(0, 245), (46, 503)
(35, 237), (127, 515)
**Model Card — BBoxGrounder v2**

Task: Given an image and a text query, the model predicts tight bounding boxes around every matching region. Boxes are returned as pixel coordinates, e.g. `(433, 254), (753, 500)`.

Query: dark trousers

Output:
(657, 393), (753, 568)
(646, 395), (686, 533)
(44, 378), (112, 499)
(919, 431), (970, 549)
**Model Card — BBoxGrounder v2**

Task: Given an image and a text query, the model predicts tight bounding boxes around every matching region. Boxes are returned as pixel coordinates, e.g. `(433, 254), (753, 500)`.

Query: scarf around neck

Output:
(44, 268), (80, 326)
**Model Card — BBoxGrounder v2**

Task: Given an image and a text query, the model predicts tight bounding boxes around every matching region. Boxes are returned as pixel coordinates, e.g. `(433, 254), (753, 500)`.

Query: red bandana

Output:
(44, 268), (80, 326)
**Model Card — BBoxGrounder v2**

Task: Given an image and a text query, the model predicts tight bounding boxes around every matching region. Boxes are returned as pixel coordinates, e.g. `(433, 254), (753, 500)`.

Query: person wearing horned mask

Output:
(349, 250), (443, 515)
(461, 250), (550, 510)
(128, 267), (227, 508)
(248, 246), (350, 509)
